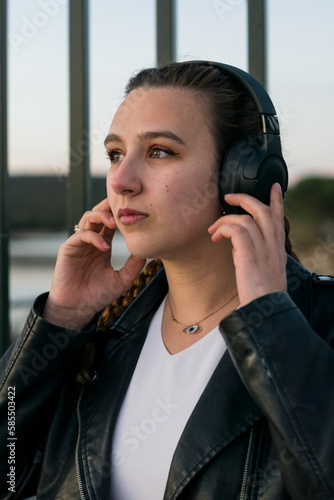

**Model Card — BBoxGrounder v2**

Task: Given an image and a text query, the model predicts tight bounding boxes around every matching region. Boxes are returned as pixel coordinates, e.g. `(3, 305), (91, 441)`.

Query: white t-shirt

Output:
(110, 298), (227, 500)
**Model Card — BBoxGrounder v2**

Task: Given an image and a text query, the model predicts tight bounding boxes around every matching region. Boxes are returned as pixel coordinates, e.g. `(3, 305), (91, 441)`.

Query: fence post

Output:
(0, 0), (10, 354)
(248, 0), (267, 89)
(156, 0), (176, 66)
(68, 0), (91, 234)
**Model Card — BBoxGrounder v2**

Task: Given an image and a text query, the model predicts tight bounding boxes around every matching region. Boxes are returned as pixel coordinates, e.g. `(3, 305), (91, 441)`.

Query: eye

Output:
(149, 148), (179, 159)
(106, 150), (124, 163)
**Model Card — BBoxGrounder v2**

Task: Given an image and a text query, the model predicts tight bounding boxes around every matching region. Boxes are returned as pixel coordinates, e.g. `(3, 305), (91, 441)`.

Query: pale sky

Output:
(7, 0), (334, 185)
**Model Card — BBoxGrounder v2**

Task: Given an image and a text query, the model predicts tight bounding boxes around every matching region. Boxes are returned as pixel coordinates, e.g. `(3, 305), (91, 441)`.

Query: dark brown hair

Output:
(76, 61), (298, 383)
(125, 61), (260, 165)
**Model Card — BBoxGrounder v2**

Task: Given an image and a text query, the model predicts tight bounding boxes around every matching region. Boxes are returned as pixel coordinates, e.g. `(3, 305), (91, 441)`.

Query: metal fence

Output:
(0, 0), (266, 354)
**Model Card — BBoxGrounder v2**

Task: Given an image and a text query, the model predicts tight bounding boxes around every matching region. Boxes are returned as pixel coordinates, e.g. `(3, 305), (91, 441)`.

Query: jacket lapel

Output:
(78, 271), (168, 499)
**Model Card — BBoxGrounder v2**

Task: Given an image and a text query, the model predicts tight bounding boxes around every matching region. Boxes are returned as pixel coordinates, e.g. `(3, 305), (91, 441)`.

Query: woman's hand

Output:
(208, 183), (287, 307)
(43, 199), (146, 329)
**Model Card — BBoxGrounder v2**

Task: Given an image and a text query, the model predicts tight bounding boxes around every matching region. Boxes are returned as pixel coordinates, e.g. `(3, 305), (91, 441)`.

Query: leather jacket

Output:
(0, 256), (334, 499)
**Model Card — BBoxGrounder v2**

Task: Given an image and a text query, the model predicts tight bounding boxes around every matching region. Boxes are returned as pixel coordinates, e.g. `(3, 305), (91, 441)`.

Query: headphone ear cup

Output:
(219, 135), (288, 215)
(255, 154), (288, 205)
(219, 137), (257, 215)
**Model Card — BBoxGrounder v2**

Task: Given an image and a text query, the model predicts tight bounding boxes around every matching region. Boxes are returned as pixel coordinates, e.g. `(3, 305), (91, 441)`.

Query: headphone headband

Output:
(191, 60), (276, 116)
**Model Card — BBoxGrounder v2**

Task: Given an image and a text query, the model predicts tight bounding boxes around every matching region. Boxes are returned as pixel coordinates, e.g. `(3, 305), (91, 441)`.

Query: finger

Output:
(208, 215), (226, 234)
(269, 183), (285, 245)
(92, 198), (111, 212)
(210, 222), (256, 254)
(223, 190), (281, 244)
(67, 230), (111, 252)
(223, 192), (268, 218)
(209, 213), (265, 251)
(100, 224), (116, 244)
(78, 210), (117, 232)
(209, 213), (255, 234)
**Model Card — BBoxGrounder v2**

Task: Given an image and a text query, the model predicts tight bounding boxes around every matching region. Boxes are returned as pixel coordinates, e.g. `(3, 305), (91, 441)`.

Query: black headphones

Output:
(193, 61), (288, 215)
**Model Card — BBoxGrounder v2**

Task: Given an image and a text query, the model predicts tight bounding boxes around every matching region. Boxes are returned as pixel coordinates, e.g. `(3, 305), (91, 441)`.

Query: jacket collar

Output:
(82, 256), (313, 499)
(108, 265), (169, 337)
(164, 348), (262, 498)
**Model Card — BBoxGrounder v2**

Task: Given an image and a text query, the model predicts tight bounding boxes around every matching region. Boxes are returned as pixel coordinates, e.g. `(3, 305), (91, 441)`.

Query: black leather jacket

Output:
(0, 256), (334, 499)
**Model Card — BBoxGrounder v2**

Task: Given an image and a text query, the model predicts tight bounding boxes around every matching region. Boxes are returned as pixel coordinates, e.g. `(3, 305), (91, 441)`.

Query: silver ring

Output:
(74, 224), (82, 233)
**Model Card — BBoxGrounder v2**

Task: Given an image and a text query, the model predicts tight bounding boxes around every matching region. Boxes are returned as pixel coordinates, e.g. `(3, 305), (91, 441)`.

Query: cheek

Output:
(169, 172), (220, 222)
(106, 175), (118, 216)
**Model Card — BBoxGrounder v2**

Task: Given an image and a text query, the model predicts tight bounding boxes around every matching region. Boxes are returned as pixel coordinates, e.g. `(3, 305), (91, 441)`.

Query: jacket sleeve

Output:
(219, 290), (334, 500)
(0, 293), (97, 499)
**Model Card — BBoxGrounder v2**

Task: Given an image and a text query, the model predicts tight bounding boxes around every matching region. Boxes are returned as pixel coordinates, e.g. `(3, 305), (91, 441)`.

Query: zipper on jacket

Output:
(75, 387), (86, 500)
(239, 426), (255, 500)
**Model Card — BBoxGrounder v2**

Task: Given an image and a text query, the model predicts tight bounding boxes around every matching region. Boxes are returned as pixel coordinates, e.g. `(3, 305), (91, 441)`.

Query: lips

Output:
(118, 208), (147, 217)
(117, 207), (148, 225)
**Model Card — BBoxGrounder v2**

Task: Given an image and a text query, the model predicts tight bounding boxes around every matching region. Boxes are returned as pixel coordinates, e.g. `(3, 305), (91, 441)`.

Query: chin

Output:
(124, 236), (162, 261)
(122, 230), (195, 261)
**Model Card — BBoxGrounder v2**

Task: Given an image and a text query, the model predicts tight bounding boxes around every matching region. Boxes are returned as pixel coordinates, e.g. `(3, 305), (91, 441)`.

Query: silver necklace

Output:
(167, 292), (238, 334)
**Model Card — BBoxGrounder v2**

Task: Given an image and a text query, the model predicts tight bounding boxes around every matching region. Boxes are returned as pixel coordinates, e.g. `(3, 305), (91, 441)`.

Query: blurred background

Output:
(1, 0), (334, 344)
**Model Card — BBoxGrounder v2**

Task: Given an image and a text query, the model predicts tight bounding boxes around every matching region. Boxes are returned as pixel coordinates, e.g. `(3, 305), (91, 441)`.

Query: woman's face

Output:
(106, 86), (222, 260)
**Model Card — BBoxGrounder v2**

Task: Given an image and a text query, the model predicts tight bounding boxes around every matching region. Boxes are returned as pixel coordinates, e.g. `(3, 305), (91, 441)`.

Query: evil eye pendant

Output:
(182, 324), (202, 334)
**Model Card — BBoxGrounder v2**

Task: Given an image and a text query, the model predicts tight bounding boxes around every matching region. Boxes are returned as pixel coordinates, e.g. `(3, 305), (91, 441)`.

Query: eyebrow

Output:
(104, 133), (122, 147)
(104, 130), (186, 148)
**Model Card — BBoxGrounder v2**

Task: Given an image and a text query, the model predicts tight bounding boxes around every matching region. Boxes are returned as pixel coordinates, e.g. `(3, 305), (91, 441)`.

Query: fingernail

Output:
(102, 242), (110, 249)
(109, 215), (116, 223)
(224, 193), (233, 199)
(274, 183), (282, 193)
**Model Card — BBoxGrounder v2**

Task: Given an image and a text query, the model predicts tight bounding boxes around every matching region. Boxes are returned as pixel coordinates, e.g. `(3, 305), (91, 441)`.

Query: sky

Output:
(6, 0), (334, 185)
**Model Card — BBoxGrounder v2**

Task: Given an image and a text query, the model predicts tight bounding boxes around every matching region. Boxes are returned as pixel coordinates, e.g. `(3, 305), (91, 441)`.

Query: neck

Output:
(162, 239), (238, 323)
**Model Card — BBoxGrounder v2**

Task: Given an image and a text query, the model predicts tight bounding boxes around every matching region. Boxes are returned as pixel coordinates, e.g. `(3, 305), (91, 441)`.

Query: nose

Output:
(108, 156), (143, 196)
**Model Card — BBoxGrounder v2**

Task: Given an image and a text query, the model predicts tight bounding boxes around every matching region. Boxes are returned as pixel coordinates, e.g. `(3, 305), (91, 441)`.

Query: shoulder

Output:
(312, 272), (334, 304)
(311, 271), (334, 315)
(286, 256), (334, 341)
(312, 273), (334, 286)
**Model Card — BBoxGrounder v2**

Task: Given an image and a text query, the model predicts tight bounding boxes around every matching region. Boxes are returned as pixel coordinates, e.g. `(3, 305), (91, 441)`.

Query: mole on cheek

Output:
(165, 185), (169, 192)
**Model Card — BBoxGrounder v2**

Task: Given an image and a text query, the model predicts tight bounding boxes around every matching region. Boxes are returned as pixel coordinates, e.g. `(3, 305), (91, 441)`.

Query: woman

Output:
(1, 61), (333, 500)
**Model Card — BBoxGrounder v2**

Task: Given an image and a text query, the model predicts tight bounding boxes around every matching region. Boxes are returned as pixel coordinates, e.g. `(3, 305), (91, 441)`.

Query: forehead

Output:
(110, 86), (210, 137)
